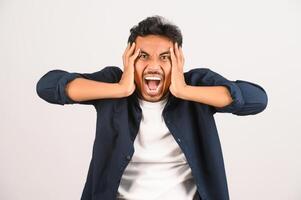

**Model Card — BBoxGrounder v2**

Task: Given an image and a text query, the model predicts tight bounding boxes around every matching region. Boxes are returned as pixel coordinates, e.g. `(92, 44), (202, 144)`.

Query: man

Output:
(36, 15), (268, 200)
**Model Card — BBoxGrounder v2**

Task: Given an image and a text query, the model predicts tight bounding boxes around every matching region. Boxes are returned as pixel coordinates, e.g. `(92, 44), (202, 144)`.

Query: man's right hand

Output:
(118, 42), (140, 96)
(53, 42), (140, 104)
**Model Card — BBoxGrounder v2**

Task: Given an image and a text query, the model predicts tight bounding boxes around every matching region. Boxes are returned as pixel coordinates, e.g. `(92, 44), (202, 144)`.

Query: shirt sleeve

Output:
(185, 68), (268, 115)
(212, 79), (268, 115)
(36, 66), (122, 106)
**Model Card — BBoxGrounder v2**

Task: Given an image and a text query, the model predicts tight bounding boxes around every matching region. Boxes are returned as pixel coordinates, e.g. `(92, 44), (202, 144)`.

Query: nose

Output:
(147, 58), (161, 71)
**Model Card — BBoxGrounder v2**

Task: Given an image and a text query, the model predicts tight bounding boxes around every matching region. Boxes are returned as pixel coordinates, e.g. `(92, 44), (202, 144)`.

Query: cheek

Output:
(134, 64), (144, 82)
(165, 62), (172, 72)
(164, 66), (172, 80)
(134, 72), (142, 84)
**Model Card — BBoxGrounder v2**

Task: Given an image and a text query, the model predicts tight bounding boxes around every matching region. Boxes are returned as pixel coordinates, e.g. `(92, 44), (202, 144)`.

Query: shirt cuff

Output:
(57, 72), (82, 105)
(214, 81), (245, 113)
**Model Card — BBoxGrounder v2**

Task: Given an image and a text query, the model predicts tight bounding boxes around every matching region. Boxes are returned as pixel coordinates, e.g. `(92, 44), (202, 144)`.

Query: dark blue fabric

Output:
(36, 66), (268, 200)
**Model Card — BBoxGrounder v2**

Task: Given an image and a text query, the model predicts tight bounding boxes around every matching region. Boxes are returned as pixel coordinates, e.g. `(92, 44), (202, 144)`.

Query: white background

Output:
(0, 0), (300, 199)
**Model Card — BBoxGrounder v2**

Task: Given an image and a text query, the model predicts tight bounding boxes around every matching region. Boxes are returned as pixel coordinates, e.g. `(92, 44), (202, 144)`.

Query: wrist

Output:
(178, 84), (190, 100)
(117, 83), (133, 97)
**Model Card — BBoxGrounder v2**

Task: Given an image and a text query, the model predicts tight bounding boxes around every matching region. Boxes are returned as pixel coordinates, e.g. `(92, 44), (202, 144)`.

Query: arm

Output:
(36, 43), (140, 106)
(179, 85), (233, 108)
(65, 78), (126, 102)
(36, 66), (123, 105)
(168, 44), (267, 115)
(183, 68), (268, 116)
(218, 80), (268, 115)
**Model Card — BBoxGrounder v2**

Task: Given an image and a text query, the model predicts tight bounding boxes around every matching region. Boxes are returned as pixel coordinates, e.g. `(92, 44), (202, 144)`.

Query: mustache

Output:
(143, 71), (164, 76)
(144, 72), (162, 76)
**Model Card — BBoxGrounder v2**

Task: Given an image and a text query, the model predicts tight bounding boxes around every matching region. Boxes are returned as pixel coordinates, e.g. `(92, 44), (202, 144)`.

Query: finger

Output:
(124, 42), (136, 68)
(178, 48), (184, 73)
(126, 42), (136, 57)
(175, 42), (183, 72)
(175, 43), (184, 64)
(129, 48), (140, 66)
(177, 46), (184, 73)
(130, 47), (140, 60)
(179, 46), (185, 65)
(126, 42), (131, 50)
(123, 43), (131, 57)
(179, 45), (184, 64)
(174, 42), (181, 62)
(123, 43), (131, 67)
(170, 47), (177, 70)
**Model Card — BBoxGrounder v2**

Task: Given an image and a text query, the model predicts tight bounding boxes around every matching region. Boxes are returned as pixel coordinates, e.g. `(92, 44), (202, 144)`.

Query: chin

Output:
(141, 93), (163, 102)
(140, 89), (170, 102)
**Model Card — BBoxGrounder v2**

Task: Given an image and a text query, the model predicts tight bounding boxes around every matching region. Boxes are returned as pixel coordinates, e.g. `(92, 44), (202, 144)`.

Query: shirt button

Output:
(126, 155), (131, 160)
(177, 138), (181, 142)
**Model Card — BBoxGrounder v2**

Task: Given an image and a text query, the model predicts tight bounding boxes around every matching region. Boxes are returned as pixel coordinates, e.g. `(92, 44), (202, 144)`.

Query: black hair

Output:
(127, 15), (183, 47)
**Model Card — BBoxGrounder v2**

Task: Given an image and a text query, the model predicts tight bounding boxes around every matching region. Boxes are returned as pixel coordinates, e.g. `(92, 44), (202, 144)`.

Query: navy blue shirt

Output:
(36, 66), (268, 200)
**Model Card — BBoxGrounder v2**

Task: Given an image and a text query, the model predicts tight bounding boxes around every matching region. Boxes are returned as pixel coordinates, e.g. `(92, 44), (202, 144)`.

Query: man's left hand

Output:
(169, 42), (187, 98)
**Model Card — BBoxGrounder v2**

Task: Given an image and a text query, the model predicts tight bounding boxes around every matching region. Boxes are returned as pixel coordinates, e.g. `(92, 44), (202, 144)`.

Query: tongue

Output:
(148, 80), (158, 90)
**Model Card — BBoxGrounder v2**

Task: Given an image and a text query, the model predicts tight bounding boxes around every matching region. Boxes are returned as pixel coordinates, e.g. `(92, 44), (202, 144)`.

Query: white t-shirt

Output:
(116, 96), (198, 200)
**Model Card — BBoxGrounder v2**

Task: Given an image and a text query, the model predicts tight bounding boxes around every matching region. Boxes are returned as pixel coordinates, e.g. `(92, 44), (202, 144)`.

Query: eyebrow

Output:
(140, 50), (170, 56)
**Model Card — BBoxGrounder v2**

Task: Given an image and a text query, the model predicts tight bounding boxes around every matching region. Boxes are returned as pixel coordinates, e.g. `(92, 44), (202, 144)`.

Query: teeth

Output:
(144, 76), (161, 81)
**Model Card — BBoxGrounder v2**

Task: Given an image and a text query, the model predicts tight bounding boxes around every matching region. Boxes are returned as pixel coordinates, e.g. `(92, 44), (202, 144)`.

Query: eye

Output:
(139, 54), (148, 60)
(161, 55), (170, 61)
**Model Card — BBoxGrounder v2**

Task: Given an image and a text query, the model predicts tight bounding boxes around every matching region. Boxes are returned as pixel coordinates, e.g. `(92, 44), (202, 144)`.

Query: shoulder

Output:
(184, 67), (212, 77)
(80, 66), (123, 83)
(184, 67), (213, 85)
(101, 66), (123, 79)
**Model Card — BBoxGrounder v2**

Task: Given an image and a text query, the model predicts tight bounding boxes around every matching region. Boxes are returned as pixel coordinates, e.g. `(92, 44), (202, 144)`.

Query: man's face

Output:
(134, 35), (173, 102)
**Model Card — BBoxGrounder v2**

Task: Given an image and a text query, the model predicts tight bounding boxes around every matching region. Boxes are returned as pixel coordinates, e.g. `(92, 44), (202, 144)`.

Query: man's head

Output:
(127, 15), (183, 102)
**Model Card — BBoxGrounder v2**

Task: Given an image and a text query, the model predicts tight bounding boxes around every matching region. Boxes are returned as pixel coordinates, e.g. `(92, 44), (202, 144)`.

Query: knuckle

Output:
(129, 56), (135, 62)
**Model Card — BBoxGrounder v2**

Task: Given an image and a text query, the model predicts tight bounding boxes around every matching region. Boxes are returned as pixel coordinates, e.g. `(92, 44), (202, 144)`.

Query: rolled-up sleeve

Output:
(36, 66), (122, 105)
(222, 80), (268, 116)
(185, 68), (268, 115)
(36, 70), (82, 105)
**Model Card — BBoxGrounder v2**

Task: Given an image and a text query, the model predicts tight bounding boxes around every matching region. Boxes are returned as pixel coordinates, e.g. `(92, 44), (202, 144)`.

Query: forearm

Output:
(66, 78), (126, 102)
(179, 85), (233, 108)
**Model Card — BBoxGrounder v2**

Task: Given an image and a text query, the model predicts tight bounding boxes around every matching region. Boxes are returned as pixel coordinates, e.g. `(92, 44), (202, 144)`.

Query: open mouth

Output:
(143, 76), (163, 95)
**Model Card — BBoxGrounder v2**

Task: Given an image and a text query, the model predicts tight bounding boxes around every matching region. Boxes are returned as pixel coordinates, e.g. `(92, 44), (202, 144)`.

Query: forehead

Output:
(135, 35), (173, 54)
